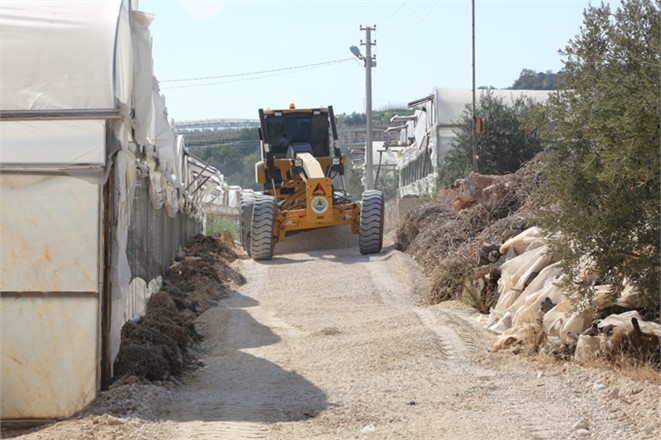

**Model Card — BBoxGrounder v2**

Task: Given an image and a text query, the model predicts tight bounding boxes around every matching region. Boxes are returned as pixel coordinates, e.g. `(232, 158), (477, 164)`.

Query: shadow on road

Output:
(156, 291), (328, 424)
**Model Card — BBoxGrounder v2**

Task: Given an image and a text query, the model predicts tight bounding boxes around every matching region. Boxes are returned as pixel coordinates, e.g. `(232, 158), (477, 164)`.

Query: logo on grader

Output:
(311, 196), (329, 214)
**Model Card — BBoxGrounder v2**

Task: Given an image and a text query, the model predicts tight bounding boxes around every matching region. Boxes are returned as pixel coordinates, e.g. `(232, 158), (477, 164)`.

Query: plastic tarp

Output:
(0, 172), (102, 418)
(131, 10), (156, 149)
(0, 174), (101, 292)
(1, 294), (99, 418)
(0, 0), (126, 112)
(370, 141), (399, 167)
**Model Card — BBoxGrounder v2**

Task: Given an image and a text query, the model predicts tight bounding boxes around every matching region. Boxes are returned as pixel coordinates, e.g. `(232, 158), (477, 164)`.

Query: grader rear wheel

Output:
(250, 194), (278, 260)
(358, 190), (384, 255)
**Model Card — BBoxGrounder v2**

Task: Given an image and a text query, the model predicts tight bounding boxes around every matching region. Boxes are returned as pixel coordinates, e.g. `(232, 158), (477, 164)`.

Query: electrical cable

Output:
(378, 0), (441, 49)
(160, 57), (354, 85)
(375, 1), (410, 26)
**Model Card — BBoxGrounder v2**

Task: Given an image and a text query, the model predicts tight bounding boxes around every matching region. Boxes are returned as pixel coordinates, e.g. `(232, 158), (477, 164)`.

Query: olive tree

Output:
(533, 0), (660, 315)
(439, 91), (543, 187)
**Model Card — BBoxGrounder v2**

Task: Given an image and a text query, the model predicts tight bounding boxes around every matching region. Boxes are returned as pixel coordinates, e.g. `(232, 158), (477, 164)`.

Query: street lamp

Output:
(350, 25), (376, 190)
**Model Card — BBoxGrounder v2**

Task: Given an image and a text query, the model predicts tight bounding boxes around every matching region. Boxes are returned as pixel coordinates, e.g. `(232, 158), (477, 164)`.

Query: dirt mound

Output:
(395, 160), (538, 308)
(113, 232), (245, 382)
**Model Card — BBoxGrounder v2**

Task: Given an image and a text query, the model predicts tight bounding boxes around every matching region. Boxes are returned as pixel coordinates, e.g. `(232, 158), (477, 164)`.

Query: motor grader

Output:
(240, 104), (384, 260)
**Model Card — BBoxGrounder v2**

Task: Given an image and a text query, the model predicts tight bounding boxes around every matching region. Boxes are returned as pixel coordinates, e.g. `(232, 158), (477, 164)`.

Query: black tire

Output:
(250, 195), (277, 260)
(240, 192), (256, 254)
(359, 190), (384, 255)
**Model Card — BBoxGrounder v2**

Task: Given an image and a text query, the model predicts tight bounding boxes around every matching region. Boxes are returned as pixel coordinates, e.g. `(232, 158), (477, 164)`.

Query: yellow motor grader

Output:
(240, 104), (384, 260)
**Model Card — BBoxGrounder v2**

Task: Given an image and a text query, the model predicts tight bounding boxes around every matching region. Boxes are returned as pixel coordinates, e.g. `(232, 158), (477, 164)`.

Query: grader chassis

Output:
(240, 105), (384, 260)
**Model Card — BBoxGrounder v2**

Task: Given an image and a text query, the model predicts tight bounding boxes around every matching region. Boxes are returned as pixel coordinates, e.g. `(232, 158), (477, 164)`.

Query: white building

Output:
(394, 88), (551, 196)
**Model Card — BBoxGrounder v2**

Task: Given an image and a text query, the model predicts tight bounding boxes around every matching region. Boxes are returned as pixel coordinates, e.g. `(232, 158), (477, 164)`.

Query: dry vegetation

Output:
(396, 159), (538, 310)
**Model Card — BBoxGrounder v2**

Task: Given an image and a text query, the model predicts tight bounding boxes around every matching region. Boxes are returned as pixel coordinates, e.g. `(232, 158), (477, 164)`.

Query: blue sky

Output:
(139, 0), (616, 121)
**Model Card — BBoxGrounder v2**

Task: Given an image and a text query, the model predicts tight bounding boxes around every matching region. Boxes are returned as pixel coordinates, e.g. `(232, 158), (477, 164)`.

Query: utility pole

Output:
(361, 25), (376, 190)
(471, 0), (478, 173)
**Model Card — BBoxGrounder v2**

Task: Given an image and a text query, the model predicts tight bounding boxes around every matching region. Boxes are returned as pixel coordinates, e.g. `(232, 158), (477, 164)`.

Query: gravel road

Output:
(7, 231), (661, 439)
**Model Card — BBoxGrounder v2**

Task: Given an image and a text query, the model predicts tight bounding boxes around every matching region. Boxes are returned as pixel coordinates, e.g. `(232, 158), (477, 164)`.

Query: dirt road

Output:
(8, 234), (660, 440)
(142, 237), (659, 440)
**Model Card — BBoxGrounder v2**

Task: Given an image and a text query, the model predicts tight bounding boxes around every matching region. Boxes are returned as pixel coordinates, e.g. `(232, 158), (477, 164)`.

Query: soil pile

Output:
(113, 233), (245, 381)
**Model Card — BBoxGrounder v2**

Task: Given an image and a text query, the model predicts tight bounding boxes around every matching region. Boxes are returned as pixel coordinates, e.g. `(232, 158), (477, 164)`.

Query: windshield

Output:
(264, 112), (330, 157)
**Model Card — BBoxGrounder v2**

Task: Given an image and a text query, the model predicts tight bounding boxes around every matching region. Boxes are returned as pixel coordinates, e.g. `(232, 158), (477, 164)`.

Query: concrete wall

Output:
(384, 196), (421, 234)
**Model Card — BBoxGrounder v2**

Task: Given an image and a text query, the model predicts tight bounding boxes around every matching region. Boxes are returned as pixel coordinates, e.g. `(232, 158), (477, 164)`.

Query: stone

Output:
(572, 418), (589, 430)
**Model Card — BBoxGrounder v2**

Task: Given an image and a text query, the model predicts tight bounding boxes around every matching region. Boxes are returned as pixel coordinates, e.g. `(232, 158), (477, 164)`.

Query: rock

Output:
(572, 418), (589, 431)
(360, 423), (376, 434)
(540, 296), (555, 313)
(478, 242), (501, 265)
(608, 388), (620, 399)
(592, 382), (607, 392)
(575, 334), (602, 362)
(574, 428), (591, 438)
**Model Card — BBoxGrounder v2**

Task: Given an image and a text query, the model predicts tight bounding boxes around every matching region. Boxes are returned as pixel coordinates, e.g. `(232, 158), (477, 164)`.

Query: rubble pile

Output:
(113, 233), (244, 381)
(396, 161), (661, 365)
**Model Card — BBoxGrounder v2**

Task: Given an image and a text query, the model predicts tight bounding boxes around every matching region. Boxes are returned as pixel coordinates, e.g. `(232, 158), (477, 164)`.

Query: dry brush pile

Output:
(396, 160), (538, 312)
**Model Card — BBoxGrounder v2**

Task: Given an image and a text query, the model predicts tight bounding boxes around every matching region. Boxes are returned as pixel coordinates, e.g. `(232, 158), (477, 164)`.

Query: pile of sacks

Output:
(486, 227), (661, 361)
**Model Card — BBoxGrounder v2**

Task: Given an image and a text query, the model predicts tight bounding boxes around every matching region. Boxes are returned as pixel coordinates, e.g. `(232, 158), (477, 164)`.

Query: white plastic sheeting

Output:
(131, 10), (156, 148)
(1, 294), (99, 419)
(0, 174), (101, 293)
(487, 228), (657, 357)
(0, 1), (125, 111)
(0, 120), (106, 167)
(430, 88), (551, 127)
(0, 0), (236, 421)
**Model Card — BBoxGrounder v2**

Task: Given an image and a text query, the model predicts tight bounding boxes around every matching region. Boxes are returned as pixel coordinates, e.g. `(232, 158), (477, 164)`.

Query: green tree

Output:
(186, 127), (262, 190)
(533, 0), (660, 314)
(511, 68), (561, 90)
(439, 91), (543, 186)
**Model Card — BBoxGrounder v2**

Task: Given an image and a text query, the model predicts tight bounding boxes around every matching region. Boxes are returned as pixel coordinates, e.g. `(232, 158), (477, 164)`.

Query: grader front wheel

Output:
(359, 190), (384, 255)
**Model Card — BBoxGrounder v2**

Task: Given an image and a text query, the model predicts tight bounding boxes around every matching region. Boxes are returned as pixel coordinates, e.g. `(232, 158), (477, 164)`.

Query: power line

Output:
(160, 58), (354, 84)
(378, 0), (441, 47)
(375, 1), (410, 26)
(385, 0), (442, 50)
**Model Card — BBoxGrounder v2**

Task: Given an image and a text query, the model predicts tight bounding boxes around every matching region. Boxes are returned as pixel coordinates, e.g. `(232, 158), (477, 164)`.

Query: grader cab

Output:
(240, 104), (384, 260)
